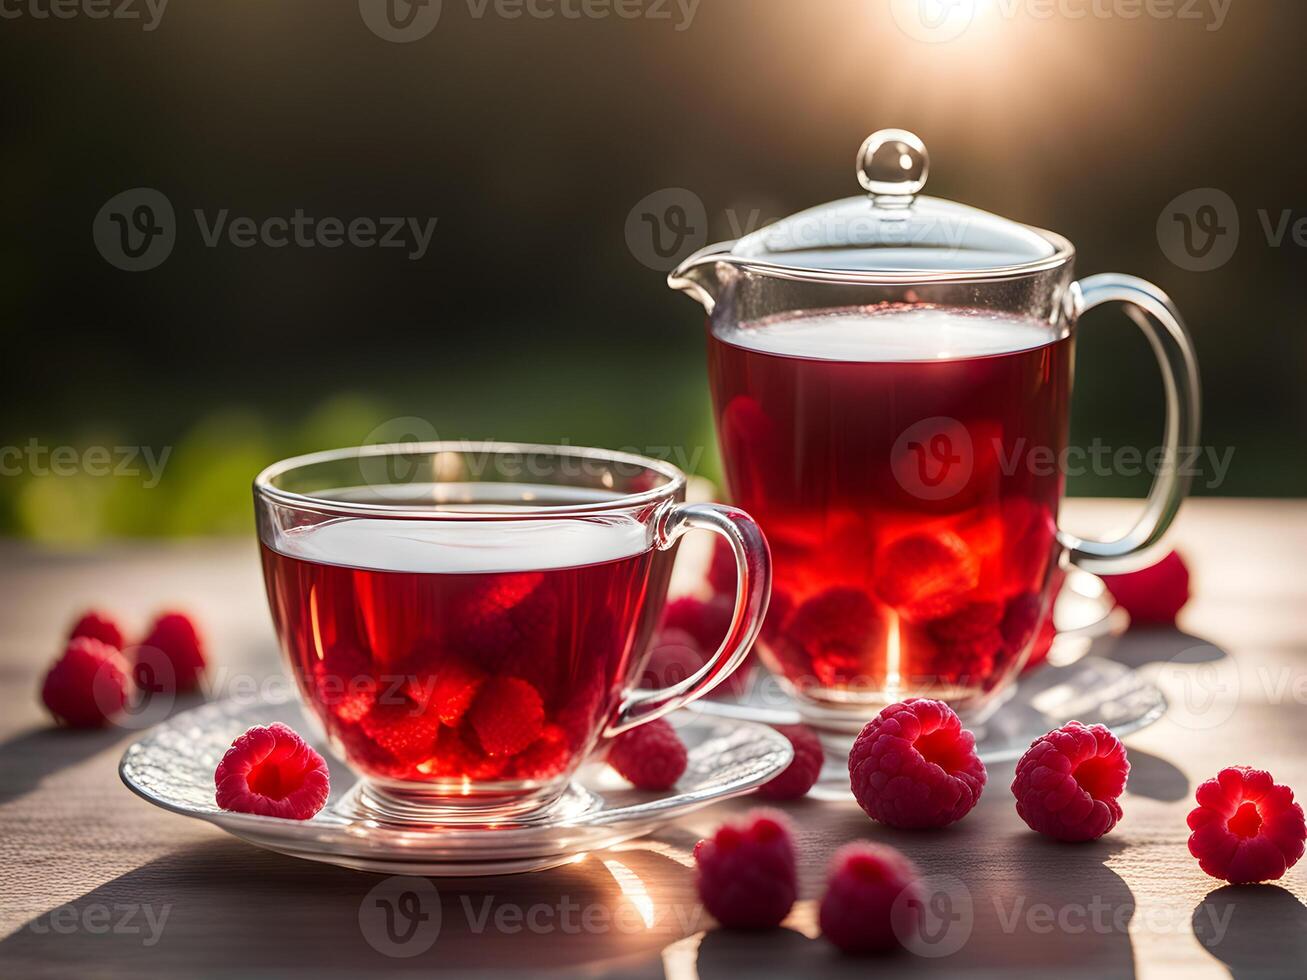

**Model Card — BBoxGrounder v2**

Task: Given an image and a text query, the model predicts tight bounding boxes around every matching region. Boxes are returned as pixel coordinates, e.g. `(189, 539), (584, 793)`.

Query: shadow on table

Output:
(1191, 884), (1307, 979)
(0, 832), (710, 976)
(1100, 628), (1228, 671)
(0, 693), (206, 809)
(1122, 748), (1189, 803)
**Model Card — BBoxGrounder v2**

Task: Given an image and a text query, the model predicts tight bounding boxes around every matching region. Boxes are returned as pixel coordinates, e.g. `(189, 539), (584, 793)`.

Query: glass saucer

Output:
(119, 695), (793, 876)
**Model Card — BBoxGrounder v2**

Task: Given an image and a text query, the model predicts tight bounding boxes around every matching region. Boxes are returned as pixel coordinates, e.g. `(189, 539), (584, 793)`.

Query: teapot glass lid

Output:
(712, 129), (1071, 280)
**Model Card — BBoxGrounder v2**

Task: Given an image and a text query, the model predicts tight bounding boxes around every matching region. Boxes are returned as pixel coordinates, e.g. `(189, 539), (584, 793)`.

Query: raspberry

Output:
(423, 723), (508, 780)
(1011, 721), (1130, 842)
(69, 609), (125, 650)
(311, 645), (378, 724)
(455, 577), (561, 696)
(607, 718), (687, 790)
(928, 601), (1003, 643)
(41, 637), (135, 728)
(922, 601), (1007, 686)
(468, 676), (544, 757)
(1001, 497), (1056, 591)
(757, 724), (824, 800)
(139, 611), (206, 692)
(506, 724), (572, 780)
(819, 842), (921, 955)
(1187, 766), (1306, 883)
(360, 693), (442, 765)
(778, 587), (887, 688)
(555, 667), (609, 751)
(1102, 550), (1190, 626)
(214, 722), (329, 820)
(919, 629), (1004, 687)
(848, 698), (986, 829)
(873, 530), (979, 623)
(662, 596), (733, 658)
(409, 657), (487, 727)
(694, 810), (797, 929)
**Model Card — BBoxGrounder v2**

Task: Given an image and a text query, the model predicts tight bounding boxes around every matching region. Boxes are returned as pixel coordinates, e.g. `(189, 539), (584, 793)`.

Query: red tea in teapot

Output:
(707, 304), (1071, 703)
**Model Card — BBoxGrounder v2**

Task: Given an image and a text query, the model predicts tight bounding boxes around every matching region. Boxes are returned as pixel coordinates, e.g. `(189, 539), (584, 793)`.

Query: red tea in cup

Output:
(263, 512), (672, 790)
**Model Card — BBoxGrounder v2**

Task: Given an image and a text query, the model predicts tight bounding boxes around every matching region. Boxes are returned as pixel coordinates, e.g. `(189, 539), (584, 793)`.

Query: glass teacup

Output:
(254, 441), (770, 820)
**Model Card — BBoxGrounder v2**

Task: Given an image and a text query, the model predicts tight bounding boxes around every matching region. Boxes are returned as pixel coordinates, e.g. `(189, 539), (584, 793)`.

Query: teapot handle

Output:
(1058, 274), (1202, 573)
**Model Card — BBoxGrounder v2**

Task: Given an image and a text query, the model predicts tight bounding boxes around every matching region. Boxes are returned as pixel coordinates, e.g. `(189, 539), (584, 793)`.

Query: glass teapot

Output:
(669, 129), (1200, 725)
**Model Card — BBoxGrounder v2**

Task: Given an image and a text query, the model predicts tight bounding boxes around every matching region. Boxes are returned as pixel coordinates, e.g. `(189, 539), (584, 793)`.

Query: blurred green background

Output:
(2, 2), (1303, 546)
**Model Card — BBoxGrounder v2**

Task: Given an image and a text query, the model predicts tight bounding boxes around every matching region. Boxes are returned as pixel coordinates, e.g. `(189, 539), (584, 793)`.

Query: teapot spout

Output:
(667, 245), (736, 315)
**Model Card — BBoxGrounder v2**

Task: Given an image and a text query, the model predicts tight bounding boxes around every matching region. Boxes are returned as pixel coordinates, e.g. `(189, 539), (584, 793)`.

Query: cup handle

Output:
(604, 502), (772, 736)
(1058, 274), (1202, 574)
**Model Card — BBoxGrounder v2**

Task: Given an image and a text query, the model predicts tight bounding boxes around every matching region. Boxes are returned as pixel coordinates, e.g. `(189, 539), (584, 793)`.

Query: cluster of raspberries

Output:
(694, 808), (924, 955)
(692, 695), (1303, 956)
(41, 608), (206, 728)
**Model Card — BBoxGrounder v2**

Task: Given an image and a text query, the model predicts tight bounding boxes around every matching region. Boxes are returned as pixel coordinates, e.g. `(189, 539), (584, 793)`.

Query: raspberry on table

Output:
(1011, 721), (1130, 842)
(214, 722), (330, 820)
(757, 724), (824, 800)
(468, 675), (545, 757)
(139, 611), (207, 692)
(694, 809), (797, 930)
(1101, 550), (1191, 626)
(69, 609), (125, 650)
(607, 718), (687, 790)
(872, 530), (979, 623)
(41, 637), (135, 728)
(848, 698), (987, 829)
(819, 842), (921, 955)
(1187, 766), (1306, 884)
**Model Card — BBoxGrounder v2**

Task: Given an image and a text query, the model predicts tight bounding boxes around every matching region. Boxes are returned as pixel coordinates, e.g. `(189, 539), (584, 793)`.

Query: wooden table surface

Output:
(1, 498), (1304, 979)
